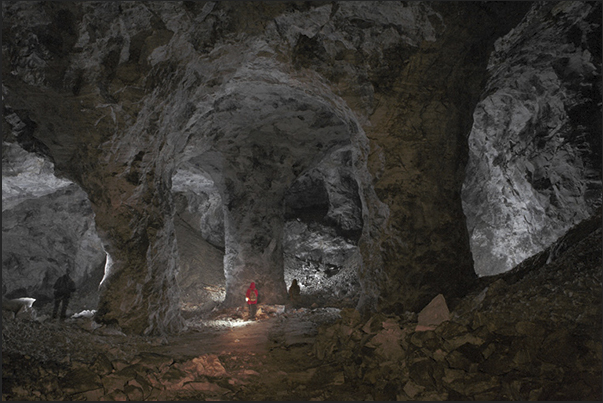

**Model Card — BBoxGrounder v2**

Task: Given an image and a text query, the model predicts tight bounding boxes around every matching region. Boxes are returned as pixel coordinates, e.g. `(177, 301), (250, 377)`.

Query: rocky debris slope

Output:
(462, 1), (602, 276)
(311, 208), (602, 400)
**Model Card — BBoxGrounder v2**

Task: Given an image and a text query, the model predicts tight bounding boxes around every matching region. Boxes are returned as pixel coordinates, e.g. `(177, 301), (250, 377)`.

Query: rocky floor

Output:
(3, 211), (602, 401)
(2, 303), (346, 401)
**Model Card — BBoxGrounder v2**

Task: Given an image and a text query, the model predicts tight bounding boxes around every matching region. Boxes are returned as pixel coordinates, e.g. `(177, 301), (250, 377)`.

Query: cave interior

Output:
(2, 1), (602, 401)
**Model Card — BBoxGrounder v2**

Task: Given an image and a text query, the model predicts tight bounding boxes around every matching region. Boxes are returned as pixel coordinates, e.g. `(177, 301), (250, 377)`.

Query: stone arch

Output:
(176, 76), (368, 308)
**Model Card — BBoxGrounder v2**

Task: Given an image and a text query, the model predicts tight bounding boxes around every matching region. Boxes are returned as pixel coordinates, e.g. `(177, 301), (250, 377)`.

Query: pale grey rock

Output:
(2, 183), (106, 304)
(172, 165), (224, 249)
(284, 147), (364, 238)
(2, 142), (72, 211)
(283, 219), (361, 306)
(2, 142), (106, 307)
(462, 1), (602, 276)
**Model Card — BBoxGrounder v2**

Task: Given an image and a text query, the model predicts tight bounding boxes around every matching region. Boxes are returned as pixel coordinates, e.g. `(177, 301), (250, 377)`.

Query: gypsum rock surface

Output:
(2, 142), (106, 308)
(1, 1), (548, 333)
(284, 147), (364, 241)
(352, 2), (532, 313)
(173, 212), (226, 313)
(462, 1), (602, 277)
(2, 141), (71, 211)
(172, 164), (225, 250)
(171, 165), (226, 310)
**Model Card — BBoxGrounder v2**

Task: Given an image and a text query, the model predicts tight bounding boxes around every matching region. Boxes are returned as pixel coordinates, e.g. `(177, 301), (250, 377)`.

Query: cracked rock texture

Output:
(462, 1), (602, 276)
(2, 142), (106, 308)
(2, 1), (599, 335)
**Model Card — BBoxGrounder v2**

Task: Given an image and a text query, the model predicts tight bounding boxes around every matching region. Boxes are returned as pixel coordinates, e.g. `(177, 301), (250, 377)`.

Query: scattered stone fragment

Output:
(416, 294), (450, 332)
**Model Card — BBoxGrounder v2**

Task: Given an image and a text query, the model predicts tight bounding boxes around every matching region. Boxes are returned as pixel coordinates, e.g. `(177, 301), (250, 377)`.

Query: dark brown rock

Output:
(479, 348), (516, 376)
(408, 358), (437, 389)
(456, 342), (484, 364)
(101, 373), (127, 395)
(60, 367), (102, 395)
(538, 328), (578, 366)
(123, 383), (144, 401)
(445, 350), (473, 372)
(91, 353), (113, 376)
(133, 352), (174, 371)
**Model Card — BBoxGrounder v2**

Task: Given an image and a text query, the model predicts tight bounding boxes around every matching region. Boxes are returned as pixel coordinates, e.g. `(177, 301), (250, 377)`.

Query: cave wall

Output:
(2, 142), (106, 307)
(462, 1), (602, 276)
(354, 2), (533, 312)
(4, 1), (597, 334)
(171, 166), (226, 308)
(3, 1), (188, 334)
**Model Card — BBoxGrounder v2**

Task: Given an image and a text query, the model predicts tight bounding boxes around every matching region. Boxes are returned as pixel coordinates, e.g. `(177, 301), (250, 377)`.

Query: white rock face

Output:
(462, 2), (602, 276)
(283, 220), (361, 307)
(172, 165), (224, 249)
(2, 158), (106, 307)
(2, 142), (72, 211)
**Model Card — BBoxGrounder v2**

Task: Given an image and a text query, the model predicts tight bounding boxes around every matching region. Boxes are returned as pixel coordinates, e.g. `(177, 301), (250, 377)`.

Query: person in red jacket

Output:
(245, 282), (258, 320)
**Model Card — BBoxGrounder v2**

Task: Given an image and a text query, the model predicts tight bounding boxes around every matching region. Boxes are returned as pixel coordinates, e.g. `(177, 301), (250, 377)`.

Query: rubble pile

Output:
(2, 345), (246, 401)
(312, 211), (602, 401)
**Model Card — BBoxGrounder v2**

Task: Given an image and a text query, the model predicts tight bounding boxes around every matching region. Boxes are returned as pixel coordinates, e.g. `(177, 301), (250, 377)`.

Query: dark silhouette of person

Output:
(288, 279), (301, 308)
(245, 282), (258, 320)
(52, 267), (76, 321)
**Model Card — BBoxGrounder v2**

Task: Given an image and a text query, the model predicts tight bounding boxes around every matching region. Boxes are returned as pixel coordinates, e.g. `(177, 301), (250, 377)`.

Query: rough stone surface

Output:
(2, 204), (601, 401)
(312, 209), (602, 400)
(2, 142), (106, 308)
(172, 165), (225, 250)
(283, 219), (361, 308)
(2, 1), (598, 335)
(415, 294), (450, 332)
(462, 1), (602, 276)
